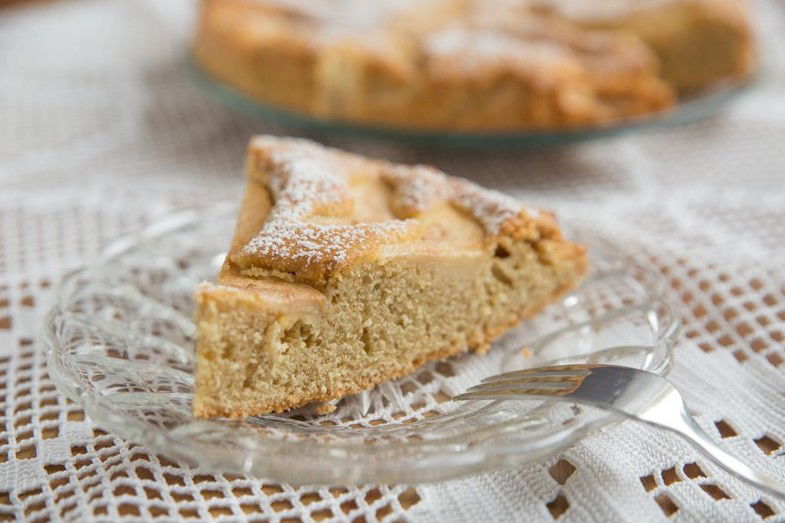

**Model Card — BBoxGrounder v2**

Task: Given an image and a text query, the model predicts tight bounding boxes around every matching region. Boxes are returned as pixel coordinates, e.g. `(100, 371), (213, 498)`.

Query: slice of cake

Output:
(193, 136), (587, 418)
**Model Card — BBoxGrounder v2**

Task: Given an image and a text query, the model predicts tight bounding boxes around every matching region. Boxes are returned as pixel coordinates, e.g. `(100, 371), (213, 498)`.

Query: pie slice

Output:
(193, 136), (587, 418)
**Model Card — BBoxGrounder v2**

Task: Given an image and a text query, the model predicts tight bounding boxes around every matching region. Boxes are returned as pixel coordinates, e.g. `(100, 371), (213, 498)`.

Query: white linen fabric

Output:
(1, 0), (785, 521)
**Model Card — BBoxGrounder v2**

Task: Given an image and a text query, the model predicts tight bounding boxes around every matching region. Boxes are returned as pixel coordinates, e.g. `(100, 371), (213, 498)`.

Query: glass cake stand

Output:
(44, 204), (678, 484)
(186, 56), (752, 148)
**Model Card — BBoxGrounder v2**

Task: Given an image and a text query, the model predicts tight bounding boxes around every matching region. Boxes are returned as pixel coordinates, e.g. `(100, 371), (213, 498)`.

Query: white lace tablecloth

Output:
(2, 0), (785, 521)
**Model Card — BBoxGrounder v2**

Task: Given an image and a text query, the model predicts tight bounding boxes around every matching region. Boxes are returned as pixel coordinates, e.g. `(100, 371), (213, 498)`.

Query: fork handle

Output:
(657, 410), (785, 500)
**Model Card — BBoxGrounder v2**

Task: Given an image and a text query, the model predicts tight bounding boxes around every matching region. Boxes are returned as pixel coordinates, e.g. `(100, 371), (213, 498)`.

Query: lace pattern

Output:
(1, 0), (785, 520)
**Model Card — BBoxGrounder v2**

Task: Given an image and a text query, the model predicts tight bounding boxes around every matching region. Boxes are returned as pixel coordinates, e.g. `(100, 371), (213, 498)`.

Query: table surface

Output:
(2, 0), (785, 521)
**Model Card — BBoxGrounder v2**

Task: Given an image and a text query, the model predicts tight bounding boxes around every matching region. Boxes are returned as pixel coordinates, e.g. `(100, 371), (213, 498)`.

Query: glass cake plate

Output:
(186, 56), (752, 148)
(44, 204), (678, 484)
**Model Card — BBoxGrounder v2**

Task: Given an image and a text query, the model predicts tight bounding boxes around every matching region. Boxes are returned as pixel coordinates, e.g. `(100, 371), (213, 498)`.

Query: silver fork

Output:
(455, 364), (785, 499)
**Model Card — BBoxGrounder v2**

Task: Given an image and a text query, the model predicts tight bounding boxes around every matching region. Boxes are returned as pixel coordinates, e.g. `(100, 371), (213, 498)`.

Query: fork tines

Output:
(481, 364), (592, 384)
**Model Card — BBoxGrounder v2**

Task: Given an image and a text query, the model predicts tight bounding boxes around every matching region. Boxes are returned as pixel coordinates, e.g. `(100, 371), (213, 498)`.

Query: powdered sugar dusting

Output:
(239, 137), (541, 282)
(383, 165), (452, 217)
(386, 162), (538, 234)
(240, 138), (415, 280)
(254, 0), (424, 28)
(248, 0), (431, 49)
(245, 221), (410, 269)
(452, 180), (536, 234)
(425, 26), (574, 84)
(266, 153), (350, 219)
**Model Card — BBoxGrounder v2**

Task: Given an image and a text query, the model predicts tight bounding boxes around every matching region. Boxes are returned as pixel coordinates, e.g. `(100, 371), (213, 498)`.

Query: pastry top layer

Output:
(231, 136), (561, 287)
(209, 0), (663, 79)
(230, 0), (700, 32)
(524, 0), (744, 22)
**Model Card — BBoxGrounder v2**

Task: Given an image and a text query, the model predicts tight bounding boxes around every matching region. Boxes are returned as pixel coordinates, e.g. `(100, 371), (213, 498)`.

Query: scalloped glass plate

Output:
(186, 56), (751, 148)
(44, 204), (677, 484)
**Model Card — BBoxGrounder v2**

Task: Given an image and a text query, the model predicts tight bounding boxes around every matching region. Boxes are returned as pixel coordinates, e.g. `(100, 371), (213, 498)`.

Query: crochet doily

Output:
(1, 0), (785, 521)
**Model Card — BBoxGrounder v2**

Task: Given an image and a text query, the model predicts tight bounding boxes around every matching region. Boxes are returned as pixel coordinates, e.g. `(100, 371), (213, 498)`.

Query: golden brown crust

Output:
(193, 0), (689, 131)
(231, 136), (549, 287)
(195, 0), (755, 130)
(603, 0), (756, 93)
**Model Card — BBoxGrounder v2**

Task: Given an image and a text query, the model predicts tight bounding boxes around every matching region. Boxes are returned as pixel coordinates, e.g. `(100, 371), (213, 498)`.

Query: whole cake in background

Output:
(194, 0), (755, 132)
(193, 136), (587, 418)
